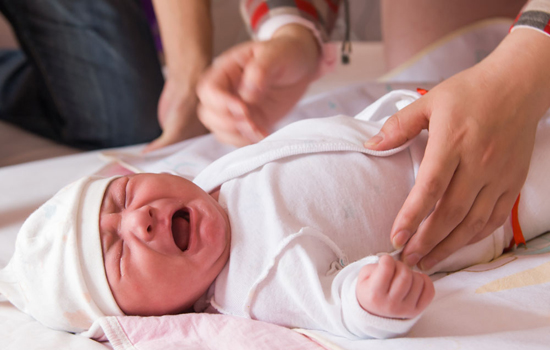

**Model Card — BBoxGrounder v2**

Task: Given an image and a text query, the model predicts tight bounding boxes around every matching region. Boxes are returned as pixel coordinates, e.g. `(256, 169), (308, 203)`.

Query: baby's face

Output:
(99, 173), (230, 316)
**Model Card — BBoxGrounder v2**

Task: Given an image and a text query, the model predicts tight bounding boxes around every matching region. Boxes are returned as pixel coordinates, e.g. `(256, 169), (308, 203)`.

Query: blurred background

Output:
(0, 0), (385, 167)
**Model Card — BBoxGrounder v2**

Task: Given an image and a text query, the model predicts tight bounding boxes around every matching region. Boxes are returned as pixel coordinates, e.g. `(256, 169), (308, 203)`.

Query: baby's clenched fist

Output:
(356, 255), (435, 319)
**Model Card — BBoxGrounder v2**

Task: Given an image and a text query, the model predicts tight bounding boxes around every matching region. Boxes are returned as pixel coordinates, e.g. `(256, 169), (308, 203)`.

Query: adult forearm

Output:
(152, 0), (212, 80)
(484, 27), (550, 123)
(382, 0), (525, 70)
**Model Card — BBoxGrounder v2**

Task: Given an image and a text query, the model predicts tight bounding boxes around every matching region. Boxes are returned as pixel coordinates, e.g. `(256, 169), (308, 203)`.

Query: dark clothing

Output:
(0, 0), (163, 149)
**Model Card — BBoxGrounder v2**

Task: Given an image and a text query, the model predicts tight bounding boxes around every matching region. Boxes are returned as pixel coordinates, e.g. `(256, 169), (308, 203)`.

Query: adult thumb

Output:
(364, 98), (430, 151)
(238, 44), (288, 104)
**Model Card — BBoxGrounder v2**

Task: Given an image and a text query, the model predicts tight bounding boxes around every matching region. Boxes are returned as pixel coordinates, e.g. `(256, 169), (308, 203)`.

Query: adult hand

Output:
(197, 24), (321, 146)
(143, 77), (208, 153)
(146, 0), (211, 152)
(365, 29), (550, 271)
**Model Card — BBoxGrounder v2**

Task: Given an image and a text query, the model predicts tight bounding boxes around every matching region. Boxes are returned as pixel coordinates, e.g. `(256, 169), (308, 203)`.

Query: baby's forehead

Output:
(100, 173), (203, 218)
(101, 173), (158, 207)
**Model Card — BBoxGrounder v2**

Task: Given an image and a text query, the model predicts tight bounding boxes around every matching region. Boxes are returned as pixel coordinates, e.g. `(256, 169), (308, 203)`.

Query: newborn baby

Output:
(2, 90), (549, 340)
(99, 172), (434, 332)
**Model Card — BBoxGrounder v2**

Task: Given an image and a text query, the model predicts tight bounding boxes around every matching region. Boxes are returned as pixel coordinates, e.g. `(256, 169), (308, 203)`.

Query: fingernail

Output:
(364, 132), (384, 148)
(419, 257), (438, 271)
(404, 253), (422, 267)
(392, 230), (410, 249)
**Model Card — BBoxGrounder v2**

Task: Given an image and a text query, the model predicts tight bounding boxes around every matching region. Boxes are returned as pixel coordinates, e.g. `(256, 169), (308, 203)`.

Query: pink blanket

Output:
(98, 313), (324, 349)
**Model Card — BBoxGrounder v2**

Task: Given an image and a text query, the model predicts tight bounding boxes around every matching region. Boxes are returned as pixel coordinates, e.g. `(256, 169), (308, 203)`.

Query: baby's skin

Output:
(99, 173), (435, 320)
(99, 173), (231, 316)
(357, 255), (434, 319)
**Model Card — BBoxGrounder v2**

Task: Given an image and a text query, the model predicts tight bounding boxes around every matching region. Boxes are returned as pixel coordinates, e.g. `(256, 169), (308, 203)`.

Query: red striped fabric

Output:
(251, 2), (269, 30)
(511, 194), (526, 247)
(323, 0), (339, 13)
(416, 88), (429, 95)
(295, 0), (319, 20)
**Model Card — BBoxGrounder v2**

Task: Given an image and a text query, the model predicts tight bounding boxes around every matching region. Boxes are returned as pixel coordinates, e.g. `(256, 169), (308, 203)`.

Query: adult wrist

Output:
(273, 23), (320, 54)
(480, 27), (550, 122)
(272, 23), (336, 79)
(165, 54), (210, 84)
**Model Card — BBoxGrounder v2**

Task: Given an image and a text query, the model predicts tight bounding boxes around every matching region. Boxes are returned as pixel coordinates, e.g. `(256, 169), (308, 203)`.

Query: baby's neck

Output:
(193, 283), (216, 313)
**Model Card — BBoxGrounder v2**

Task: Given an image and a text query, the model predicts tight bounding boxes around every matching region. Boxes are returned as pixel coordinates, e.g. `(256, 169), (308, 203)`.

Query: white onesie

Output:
(193, 90), (525, 339)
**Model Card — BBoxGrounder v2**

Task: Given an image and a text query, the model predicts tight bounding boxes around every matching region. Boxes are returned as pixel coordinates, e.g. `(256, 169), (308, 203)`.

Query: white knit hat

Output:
(0, 175), (124, 334)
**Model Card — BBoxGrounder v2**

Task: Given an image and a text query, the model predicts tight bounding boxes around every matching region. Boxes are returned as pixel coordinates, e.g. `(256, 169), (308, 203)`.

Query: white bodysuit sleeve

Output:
(229, 226), (422, 340)
(333, 256), (421, 339)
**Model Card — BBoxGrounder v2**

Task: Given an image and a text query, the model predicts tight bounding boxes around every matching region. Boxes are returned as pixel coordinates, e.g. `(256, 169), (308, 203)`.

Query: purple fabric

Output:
(141, 0), (163, 52)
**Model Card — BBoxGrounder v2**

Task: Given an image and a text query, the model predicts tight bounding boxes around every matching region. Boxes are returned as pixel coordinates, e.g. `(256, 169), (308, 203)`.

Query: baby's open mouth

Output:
(172, 209), (190, 252)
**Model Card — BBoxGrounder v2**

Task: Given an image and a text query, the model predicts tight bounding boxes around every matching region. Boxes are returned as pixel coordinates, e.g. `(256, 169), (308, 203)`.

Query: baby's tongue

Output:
(172, 215), (190, 251)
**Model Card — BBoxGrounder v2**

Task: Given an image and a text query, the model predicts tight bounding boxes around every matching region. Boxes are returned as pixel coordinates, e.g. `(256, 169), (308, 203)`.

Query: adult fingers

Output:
(237, 41), (291, 104)
(405, 170), (520, 270)
(144, 124), (207, 152)
(365, 97), (429, 150)
(198, 44), (270, 144)
(143, 133), (174, 153)
(467, 191), (518, 245)
(197, 68), (246, 119)
(197, 42), (261, 117)
(401, 162), (486, 267)
(413, 185), (498, 271)
(198, 62), (260, 145)
(197, 104), (251, 147)
(144, 90), (208, 153)
(390, 130), (460, 250)
(238, 52), (271, 104)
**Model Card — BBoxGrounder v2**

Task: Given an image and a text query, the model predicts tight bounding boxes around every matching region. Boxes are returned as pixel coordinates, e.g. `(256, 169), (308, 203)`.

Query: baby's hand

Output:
(356, 255), (435, 319)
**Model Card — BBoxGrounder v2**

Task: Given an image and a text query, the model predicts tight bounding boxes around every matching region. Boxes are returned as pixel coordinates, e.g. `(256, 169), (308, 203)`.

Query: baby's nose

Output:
(121, 207), (155, 241)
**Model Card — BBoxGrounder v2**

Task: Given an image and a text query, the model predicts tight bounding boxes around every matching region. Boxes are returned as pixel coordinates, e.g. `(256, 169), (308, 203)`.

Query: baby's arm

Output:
(356, 255), (435, 319)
